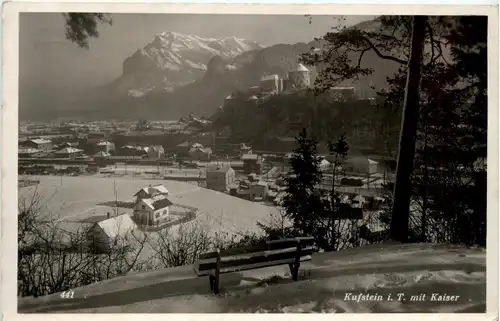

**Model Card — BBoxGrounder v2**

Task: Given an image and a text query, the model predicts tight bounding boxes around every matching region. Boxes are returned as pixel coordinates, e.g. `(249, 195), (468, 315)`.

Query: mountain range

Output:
(25, 18), (401, 121)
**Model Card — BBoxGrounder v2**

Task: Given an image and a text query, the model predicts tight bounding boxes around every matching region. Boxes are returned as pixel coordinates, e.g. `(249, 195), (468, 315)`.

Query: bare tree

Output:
(151, 220), (212, 268)
(18, 189), (150, 298)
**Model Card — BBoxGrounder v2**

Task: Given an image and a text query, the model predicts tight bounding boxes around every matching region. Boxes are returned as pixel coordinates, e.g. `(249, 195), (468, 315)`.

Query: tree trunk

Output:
(390, 16), (428, 242)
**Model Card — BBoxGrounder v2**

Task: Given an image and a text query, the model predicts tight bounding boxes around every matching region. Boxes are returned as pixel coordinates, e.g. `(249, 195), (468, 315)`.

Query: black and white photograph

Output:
(2, 3), (498, 315)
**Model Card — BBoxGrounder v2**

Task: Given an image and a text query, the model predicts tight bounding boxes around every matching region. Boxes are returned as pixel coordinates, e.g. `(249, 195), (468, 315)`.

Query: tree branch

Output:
(361, 35), (408, 65)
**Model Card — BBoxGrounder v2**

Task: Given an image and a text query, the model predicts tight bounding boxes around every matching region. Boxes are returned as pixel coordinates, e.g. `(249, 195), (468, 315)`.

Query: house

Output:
(133, 197), (173, 227)
(174, 141), (192, 156)
(95, 141), (116, 154)
(23, 138), (53, 151)
(241, 153), (263, 175)
(134, 184), (169, 203)
(249, 181), (268, 201)
(87, 214), (137, 253)
(119, 145), (148, 157)
(206, 164), (236, 192)
(54, 147), (84, 159)
(344, 156), (379, 175)
(189, 146), (212, 161)
(58, 142), (78, 149)
(94, 151), (111, 159)
(260, 74), (280, 93)
(18, 148), (44, 158)
(318, 158), (331, 171)
(240, 143), (252, 156)
(147, 145), (165, 160)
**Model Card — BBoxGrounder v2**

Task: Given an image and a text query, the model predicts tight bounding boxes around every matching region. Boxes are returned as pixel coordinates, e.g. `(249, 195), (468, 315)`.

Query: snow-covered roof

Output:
(241, 153), (259, 161)
(192, 143), (204, 149)
(247, 95), (259, 101)
(55, 147), (84, 154)
(29, 138), (52, 145)
(347, 156), (378, 165)
(95, 214), (136, 239)
(189, 147), (212, 154)
(260, 74), (279, 81)
(295, 63), (310, 72)
(149, 145), (164, 151)
(206, 164), (233, 174)
(94, 151), (111, 157)
(19, 148), (42, 154)
(134, 185), (170, 198)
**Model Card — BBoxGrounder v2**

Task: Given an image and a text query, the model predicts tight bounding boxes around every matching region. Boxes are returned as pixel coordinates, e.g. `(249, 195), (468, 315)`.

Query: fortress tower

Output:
(288, 63), (311, 89)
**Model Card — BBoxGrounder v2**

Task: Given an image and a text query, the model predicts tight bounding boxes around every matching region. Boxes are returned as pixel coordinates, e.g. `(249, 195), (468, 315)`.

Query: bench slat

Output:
(198, 237), (315, 260)
(196, 246), (314, 273)
(195, 255), (312, 276)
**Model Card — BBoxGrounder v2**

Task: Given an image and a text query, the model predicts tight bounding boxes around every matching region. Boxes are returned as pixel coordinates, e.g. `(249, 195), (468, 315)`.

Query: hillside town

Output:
(13, 12), (488, 314)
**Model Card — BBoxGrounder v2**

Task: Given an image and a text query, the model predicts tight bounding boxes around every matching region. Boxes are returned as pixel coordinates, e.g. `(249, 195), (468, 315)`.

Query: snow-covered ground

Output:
(18, 243), (486, 313)
(18, 176), (279, 236)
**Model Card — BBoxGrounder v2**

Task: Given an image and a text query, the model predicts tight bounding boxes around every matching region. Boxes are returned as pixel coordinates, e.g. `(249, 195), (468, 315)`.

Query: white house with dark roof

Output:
(133, 194), (173, 227)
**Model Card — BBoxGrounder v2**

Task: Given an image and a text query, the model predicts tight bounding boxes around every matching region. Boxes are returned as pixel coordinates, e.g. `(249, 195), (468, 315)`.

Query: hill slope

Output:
(18, 243), (486, 313)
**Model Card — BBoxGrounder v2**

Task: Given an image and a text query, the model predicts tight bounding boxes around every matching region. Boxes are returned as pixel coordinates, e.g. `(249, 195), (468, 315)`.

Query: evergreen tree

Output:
(62, 13), (112, 49)
(301, 15), (487, 246)
(283, 128), (344, 250)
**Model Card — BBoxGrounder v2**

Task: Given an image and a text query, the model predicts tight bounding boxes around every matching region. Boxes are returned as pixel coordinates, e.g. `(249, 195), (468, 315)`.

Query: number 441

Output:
(60, 290), (75, 299)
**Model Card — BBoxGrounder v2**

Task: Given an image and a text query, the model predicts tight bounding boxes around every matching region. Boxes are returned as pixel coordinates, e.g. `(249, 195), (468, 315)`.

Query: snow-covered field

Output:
(18, 176), (279, 236)
(18, 243), (486, 313)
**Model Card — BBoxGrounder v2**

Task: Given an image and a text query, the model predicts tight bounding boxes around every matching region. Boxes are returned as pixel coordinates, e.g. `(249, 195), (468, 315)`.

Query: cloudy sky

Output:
(19, 13), (374, 113)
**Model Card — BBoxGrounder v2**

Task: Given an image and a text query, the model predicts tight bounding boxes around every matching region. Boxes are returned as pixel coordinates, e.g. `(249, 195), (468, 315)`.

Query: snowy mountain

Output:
(118, 32), (264, 96)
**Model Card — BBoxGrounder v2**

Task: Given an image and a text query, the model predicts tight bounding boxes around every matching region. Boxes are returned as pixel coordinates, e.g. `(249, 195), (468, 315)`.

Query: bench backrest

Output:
(194, 236), (315, 276)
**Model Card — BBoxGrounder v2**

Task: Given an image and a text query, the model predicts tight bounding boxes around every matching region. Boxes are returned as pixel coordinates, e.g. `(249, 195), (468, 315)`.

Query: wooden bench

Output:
(194, 236), (314, 294)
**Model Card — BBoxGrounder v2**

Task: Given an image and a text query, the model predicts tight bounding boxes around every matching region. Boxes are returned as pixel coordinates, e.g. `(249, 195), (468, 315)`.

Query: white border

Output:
(2, 3), (499, 321)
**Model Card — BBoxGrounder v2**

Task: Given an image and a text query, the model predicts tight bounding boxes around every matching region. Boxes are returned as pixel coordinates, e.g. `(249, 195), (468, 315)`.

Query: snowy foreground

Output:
(18, 243), (486, 313)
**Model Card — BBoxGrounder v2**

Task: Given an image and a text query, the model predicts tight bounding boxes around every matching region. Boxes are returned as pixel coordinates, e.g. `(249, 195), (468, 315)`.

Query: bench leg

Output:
(289, 263), (300, 281)
(209, 275), (215, 291)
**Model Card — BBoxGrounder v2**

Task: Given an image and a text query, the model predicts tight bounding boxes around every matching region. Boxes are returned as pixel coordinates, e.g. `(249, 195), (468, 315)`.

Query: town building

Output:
(206, 164), (236, 192)
(189, 146), (212, 161)
(344, 156), (379, 175)
(96, 141), (116, 154)
(23, 138), (53, 152)
(18, 148), (44, 158)
(288, 63), (311, 90)
(147, 145), (165, 160)
(240, 143), (252, 156)
(241, 153), (263, 175)
(260, 74), (280, 93)
(87, 213), (137, 253)
(118, 145), (148, 157)
(134, 184), (170, 203)
(328, 87), (357, 101)
(54, 147), (84, 159)
(249, 181), (269, 201)
(238, 180), (269, 201)
(133, 197), (173, 227)
(94, 151), (111, 159)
